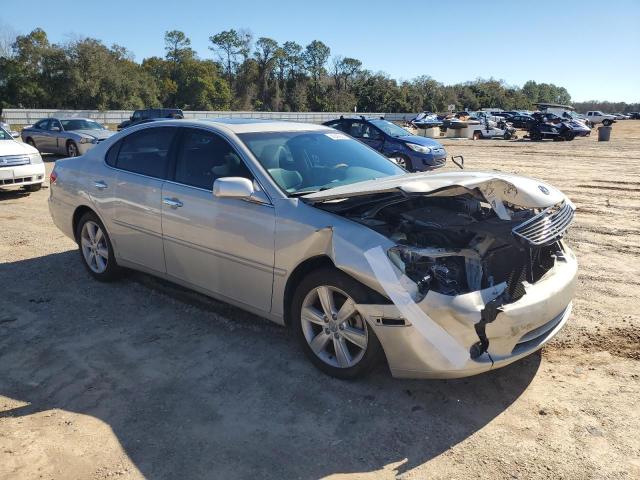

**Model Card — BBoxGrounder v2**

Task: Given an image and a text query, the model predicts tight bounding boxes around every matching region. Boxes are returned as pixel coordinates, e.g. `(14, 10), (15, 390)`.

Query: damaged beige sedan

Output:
(48, 119), (577, 379)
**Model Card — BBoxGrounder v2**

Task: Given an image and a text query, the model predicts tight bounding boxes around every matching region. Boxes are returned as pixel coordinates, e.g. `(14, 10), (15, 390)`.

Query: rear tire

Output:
(291, 268), (384, 380)
(75, 212), (122, 281)
(472, 131), (482, 140)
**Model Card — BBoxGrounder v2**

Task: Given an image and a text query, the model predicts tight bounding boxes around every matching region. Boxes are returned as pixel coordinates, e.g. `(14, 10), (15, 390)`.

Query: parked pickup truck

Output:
(585, 111), (616, 126)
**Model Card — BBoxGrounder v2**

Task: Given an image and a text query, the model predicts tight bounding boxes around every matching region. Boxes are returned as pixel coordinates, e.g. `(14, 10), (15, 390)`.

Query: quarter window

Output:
(174, 129), (252, 190)
(115, 127), (176, 178)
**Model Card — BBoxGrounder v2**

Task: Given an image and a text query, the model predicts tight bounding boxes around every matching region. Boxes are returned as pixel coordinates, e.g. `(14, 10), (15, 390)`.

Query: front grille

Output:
(0, 176), (32, 185)
(0, 154), (30, 166)
(512, 201), (575, 246)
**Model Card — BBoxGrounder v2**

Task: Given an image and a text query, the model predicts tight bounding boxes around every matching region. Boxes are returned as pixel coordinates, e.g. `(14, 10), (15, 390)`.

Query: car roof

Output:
(200, 118), (330, 133)
(133, 118), (331, 134)
(49, 117), (96, 121)
(327, 116), (385, 122)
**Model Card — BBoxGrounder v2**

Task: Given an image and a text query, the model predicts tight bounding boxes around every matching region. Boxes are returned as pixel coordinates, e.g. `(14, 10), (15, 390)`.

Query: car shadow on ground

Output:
(0, 251), (541, 479)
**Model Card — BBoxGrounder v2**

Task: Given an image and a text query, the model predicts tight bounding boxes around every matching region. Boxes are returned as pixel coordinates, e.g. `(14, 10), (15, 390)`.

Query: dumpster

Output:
(598, 126), (612, 141)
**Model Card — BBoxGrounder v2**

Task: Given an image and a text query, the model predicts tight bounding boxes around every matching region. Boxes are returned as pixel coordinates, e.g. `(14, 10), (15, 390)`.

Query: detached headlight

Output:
(79, 137), (97, 144)
(28, 152), (43, 164)
(406, 143), (432, 154)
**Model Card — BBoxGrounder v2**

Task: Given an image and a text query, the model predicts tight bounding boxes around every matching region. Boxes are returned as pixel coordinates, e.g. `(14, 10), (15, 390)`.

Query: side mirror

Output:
(213, 177), (254, 199)
(130, 116), (134, 121)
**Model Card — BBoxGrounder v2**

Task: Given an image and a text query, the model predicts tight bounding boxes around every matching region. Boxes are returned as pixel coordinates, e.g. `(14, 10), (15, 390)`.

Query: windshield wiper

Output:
(289, 190), (319, 197)
(289, 186), (336, 197)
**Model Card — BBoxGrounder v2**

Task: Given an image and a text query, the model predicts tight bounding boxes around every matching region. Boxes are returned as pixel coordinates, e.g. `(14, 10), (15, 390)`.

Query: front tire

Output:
(22, 183), (42, 192)
(67, 141), (79, 157)
(76, 212), (121, 281)
(291, 268), (383, 379)
(25, 138), (37, 149)
(388, 154), (411, 171)
(602, 119), (612, 126)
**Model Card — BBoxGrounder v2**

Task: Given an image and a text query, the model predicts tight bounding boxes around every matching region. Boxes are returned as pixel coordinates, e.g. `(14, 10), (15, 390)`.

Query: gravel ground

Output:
(0, 122), (638, 479)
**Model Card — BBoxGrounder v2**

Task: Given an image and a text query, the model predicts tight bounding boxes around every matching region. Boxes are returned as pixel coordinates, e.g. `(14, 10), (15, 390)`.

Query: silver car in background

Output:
(48, 119), (577, 379)
(21, 117), (115, 157)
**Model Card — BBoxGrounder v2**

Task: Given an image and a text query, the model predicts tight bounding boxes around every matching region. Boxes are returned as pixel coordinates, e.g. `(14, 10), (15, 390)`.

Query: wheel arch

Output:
(282, 255), (391, 327)
(72, 205), (107, 244)
(283, 255), (336, 327)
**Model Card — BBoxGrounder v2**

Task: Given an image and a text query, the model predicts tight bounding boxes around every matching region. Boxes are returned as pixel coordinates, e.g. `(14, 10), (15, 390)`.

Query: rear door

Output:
(161, 127), (276, 312)
(107, 126), (178, 273)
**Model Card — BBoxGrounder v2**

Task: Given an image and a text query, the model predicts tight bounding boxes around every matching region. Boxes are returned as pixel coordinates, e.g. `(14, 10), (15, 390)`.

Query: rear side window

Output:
(116, 127), (176, 178)
(106, 140), (121, 167)
(174, 128), (252, 190)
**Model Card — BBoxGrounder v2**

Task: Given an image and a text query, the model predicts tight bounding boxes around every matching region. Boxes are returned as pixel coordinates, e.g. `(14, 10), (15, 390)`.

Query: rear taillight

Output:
(49, 170), (57, 184)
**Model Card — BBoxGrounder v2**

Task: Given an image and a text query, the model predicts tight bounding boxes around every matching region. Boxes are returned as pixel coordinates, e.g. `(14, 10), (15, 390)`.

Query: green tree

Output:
(303, 40), (330, 110)
(208, 29), (251, 87)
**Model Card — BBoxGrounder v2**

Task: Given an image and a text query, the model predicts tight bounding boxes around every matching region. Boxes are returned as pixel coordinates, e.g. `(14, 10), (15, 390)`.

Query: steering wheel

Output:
(332, 163), (349, 170)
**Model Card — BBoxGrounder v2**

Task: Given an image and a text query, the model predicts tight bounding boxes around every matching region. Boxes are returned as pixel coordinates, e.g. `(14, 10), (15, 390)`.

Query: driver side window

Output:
(174, 128), (253, 190)
(35, 119), (50, 130)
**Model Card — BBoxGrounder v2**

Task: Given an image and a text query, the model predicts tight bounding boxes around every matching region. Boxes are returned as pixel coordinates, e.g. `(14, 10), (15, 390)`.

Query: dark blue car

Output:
(323, 117), (447, 171)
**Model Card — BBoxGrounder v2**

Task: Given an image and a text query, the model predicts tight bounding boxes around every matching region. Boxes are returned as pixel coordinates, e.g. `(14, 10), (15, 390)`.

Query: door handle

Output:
(94, 180), (108, 189)
(162, 197), (183, 208)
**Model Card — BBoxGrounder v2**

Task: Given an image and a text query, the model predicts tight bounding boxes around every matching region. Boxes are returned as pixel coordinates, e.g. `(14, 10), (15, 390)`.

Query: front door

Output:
(161, 127), (276, 313)
(32, 119), (53, 153)
(107, 126), (178, 273)
(347, 121), (385, 151)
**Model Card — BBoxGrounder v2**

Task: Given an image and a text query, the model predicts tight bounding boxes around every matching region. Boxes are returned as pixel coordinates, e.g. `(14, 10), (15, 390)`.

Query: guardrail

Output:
(1, 109), (419, 127)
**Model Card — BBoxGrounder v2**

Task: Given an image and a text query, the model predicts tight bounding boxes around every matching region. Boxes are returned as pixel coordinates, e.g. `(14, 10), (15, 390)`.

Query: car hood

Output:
(303, 170), (566, 211)
(0, 139), (38, 156)
(397, 135), (443, 148)
(73, 129), (115, 140)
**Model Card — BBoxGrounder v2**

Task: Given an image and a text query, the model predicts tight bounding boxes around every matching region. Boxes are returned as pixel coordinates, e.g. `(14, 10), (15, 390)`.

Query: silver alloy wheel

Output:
(68, 142), (78, 157)
(80, 221), (109, 273)
(300, 285), (368, 368)
(390, 156), (407, 169)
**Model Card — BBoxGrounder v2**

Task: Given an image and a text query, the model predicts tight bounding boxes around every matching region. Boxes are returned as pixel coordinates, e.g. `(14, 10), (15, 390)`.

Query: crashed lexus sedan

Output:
(48, 119), (577, 379)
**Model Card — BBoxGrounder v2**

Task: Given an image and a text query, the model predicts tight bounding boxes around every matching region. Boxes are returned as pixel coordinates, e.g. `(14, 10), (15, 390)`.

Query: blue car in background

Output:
(323, 116), (447, 171)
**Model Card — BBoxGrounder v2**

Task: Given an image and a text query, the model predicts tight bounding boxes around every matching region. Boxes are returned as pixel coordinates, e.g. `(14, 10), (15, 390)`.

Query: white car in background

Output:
(0, 126), (45, 192)
(585, 111), (616, 126)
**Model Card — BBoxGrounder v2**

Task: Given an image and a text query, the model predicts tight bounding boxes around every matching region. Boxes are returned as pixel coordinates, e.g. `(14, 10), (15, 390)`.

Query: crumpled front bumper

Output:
(358, 247), (577, 379)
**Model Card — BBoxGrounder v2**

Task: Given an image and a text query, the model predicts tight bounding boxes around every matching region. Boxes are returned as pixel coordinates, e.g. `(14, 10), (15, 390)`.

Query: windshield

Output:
(368, 119), (410, 138)
(238, 130), (404, 195)
(60, 119), (104, 131)
(0, 127), (12, 140)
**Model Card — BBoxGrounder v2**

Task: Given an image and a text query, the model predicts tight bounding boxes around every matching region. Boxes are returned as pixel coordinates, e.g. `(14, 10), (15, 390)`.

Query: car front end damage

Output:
(306, 172), (578, 378)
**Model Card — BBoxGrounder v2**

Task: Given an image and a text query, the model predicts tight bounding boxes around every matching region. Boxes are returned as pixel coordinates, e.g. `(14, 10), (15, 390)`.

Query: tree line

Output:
(0, 27), (636, 114)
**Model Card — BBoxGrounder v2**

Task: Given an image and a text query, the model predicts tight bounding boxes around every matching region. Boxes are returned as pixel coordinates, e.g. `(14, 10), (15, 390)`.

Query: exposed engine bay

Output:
(317, 188), (574, 341)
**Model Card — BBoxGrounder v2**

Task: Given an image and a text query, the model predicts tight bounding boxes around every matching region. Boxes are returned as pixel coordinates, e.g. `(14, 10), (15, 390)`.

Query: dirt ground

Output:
(1, 121), (639, 480)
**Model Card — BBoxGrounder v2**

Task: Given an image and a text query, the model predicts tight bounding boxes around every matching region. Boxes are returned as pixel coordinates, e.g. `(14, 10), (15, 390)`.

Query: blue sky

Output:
(2, 0), (639, 102)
